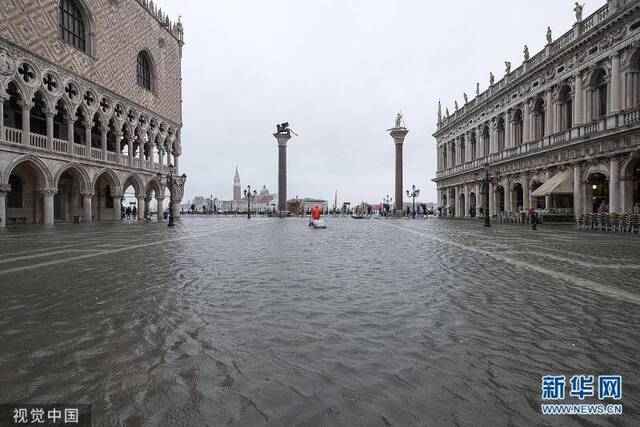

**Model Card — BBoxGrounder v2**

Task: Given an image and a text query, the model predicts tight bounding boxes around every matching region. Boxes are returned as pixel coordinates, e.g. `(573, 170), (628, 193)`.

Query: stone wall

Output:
(0, 0), (182, 125)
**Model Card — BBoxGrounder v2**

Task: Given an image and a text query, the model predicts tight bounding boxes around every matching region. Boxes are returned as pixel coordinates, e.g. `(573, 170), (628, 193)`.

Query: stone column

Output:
(21, 101), (31, 145)
(115, 131), (122, 163)
(101, 125), (108, 160)
(545, 170), (552, 209)
(46, 111), (54, 150)
(137, 196), (146, 220)
(173, 155), (180, 173)
(273, 132), (293, 213)
(42, 189), (56, 225)
(573, 163), (582, 217)
(389, 127), (409, 215)
(475, 182), (481, 211)
(454, 188), (460, 217)
(156, 196), (164, 220)
(82, 192), (92, 222)
(0, 95), (5, 140)
(523, 101), (531, 143)
(113, 194), (122, 221)
(0, 184), (8, 228)
(546, 91), (554, 136)
(504, 176), (512, 212)
(574, 73), (584, 125)
(489, 182), (495, 217)
(66, 117), (74, 154)
(609, 157), (620, 213)
(505, 113), (512, 149)
(84, 123), (92, 157)
(127, 132), (134, 167)
(522, 177), (530, 210)
(611, 53), (621, 113)
(464, 188), (471, 217)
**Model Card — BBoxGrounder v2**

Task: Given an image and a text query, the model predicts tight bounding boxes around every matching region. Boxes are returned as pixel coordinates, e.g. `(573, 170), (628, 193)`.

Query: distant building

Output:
(288, 197), (328, 213)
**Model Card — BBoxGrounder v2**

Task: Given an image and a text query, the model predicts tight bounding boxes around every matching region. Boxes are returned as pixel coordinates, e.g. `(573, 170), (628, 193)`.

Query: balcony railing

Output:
(1, 125), (166, 172)
(5, 127), (22, 144)
(29, 133), (47, 149)
(435, 109), (638, 179)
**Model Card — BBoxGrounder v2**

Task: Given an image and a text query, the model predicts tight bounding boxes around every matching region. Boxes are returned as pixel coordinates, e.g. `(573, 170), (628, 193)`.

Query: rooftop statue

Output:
(395, 112), (403, 128)
(463, 93), (468, 104)
(505, 61), (511, 74)
(489, 72), (495, 86)
(476, 82), (480, 95)
(574, 2), (584, 22)
(524, 45), (530, 61)
(546, 26), (553, 44)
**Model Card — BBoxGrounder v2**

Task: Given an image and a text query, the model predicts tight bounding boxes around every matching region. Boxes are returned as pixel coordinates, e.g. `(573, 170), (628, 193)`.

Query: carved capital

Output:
(0, 183), (11, 193)
(40, 189), (58, 196)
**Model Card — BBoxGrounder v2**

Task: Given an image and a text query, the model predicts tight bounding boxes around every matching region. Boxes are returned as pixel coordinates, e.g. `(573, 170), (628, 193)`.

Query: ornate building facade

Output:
(0, 0), (184, 227)
(433, 0), (640, 219)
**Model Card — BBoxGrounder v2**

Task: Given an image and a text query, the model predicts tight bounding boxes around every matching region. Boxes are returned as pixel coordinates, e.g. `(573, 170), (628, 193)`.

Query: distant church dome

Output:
(260, 185), (269, 196)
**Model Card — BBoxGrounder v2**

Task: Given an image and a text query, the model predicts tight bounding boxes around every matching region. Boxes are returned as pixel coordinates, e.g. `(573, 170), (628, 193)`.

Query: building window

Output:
(513, 109), (523, 145)
(470, 133), (477, 159)
(137, 51), (153, 91)
(7, 175), (23, 208)
(558, 85), (573, 131)
(497, 117), (505, 151)
(59, 0), (86, 52)
(533, 98), (546, 139)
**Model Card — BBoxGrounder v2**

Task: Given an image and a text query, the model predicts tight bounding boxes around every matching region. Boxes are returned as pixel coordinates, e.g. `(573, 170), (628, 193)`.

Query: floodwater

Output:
(0, 217), (639, 426)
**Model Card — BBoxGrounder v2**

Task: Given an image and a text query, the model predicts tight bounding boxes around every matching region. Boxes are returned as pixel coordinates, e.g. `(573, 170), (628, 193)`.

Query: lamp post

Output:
(406, 185), (420, 219)
(244, 185), (257, 219)
(157, 164), (187, 228)
(476, 163), (500, 228)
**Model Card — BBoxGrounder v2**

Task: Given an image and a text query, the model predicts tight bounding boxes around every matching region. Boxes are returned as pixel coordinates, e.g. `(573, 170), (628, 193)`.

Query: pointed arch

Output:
(91, 167), (121, 191)
(122, 172), (145, 196)
(3, 154), (53, 188)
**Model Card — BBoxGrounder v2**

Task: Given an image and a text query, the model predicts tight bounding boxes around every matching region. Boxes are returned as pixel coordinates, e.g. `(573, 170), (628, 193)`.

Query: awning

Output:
(531, 169), (573, 197)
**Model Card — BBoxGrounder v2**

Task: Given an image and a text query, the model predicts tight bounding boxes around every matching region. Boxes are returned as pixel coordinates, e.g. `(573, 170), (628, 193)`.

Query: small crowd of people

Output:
(120, 205), (138, 219)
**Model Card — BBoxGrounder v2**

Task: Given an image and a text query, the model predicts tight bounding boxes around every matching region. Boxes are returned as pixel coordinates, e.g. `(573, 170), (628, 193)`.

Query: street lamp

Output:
(475, 163), (500, 228)
(157, 164), (187, 227)
(244, 185), (258, 219)
(406, 185), (420, 218)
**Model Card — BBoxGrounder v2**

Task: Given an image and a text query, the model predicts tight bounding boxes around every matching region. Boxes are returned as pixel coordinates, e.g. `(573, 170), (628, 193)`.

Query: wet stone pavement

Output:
(0, 217), (639, 426)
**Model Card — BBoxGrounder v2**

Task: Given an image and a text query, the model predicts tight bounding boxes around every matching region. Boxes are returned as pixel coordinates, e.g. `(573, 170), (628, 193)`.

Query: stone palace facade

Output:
(433, 0), (640, 219)
(0, 0), (184, 227)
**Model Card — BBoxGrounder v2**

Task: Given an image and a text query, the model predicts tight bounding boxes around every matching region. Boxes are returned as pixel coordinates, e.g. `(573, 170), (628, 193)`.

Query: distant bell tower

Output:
(233, 165), (241, 201)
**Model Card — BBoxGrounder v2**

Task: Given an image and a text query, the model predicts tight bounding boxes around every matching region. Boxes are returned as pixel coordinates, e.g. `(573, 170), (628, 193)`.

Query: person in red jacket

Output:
(312, 206), (321, 221)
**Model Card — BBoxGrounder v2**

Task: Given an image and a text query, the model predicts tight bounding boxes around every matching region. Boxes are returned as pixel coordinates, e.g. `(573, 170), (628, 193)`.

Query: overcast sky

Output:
(159, 0), (601, 205)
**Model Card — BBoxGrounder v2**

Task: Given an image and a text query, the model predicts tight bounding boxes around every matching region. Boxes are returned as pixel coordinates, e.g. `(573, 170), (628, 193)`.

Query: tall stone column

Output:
(156, 197), (164, 221)
(505, 113), (512, 149)
(137, 196), (146, 220)
(475, 182), (481, 211)
(46, 111), (54, 150)
(42, 189), (56, 225)
(389, 127), (409, 215)
(21, 102), (31, 145)
(523, 101), (531, 143)
(522, 177), (530, 210)
(573, 163), (582, 217)
(115, 131), (122, 163)
(545, 91), (554, 136)
(609, 157), (620, 213)
(0, 185), (8, 228)
(611, 53), (621, 113)
(82, 192), (92, 222)
(113, 194), (122, 221)
(273, 132), (292, 214)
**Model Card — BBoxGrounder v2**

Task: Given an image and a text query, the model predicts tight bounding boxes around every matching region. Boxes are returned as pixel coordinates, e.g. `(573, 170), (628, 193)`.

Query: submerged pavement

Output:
(0, 217), (638, 426)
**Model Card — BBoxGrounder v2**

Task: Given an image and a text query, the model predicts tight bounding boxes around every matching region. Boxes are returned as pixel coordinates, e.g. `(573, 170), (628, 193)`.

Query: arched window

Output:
(59, 0), (86, 52)
(450, 142), (456, 167)
(442, 146), (448, 170)
(558, 85), (573, 131)
(460, 137), (466, 163)
(589, 68), (608, 119)
(482, 125), (490, 157)
(7, 175), (23, 208)
(627, 49), (640, 108)
(513, 109), (523, 145)
(137, 51), (153, 91)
